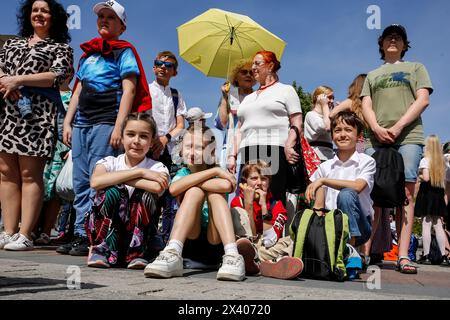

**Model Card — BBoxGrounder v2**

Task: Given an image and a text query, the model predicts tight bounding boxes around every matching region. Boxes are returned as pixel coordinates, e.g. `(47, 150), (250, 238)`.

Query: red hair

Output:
(254, 50), (281, 72)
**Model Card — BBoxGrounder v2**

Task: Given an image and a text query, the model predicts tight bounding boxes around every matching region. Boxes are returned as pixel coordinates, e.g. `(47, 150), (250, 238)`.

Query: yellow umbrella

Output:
(177, 8), (286, 79)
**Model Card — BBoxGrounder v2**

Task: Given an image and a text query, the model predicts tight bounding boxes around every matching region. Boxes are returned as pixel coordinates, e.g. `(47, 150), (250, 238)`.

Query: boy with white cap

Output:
(61, 0), (152, 258)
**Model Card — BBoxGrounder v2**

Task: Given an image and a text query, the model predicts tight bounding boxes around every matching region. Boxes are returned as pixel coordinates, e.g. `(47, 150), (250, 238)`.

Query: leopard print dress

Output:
(0, 37), (73, 158)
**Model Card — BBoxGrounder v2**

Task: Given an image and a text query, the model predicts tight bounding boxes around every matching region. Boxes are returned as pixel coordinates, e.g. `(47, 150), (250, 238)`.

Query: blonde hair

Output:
(424, 135), (446, 188)
(229, 59), (253, 87)
(347, 74), (368, 127)
(312, 85), (333, 105)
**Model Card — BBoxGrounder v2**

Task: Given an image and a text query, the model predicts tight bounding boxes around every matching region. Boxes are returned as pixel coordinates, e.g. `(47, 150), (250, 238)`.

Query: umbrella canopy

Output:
(177, 8), (286, 79)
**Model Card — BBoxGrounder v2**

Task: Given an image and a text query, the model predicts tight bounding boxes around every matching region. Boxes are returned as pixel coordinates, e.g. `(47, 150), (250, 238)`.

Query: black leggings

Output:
(239, 145), (287, 205)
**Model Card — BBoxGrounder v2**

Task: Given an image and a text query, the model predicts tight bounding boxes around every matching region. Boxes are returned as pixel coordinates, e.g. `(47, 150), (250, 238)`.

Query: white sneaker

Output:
(0, 232), (14, 249)
(144, 249), (183, 278)
(216, 254), (245, 281)
(4, 233), (34, 251)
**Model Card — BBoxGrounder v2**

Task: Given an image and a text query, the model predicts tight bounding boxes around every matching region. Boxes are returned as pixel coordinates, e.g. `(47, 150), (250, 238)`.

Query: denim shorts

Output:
(365, 144), (423, 183)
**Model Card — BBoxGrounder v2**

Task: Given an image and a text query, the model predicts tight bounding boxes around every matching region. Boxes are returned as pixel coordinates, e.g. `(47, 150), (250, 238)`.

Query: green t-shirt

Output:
(361, 61), (433, 147)
(172, 167), (209, 230)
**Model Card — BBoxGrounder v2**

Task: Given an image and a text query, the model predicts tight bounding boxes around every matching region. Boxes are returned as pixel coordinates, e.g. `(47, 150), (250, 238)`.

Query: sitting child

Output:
(230, 160), (304, 280)
(86, 113), (169, 269)
(306, 111), (376, 248)
(144, 124), (245, 281)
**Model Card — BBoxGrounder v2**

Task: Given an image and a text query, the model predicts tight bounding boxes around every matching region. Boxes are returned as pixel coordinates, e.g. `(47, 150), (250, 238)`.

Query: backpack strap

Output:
(292, 209), (314, 258)
(170, 88), (179, 122)
(324, 209), (337, 268)
(333, 209), (349, 276)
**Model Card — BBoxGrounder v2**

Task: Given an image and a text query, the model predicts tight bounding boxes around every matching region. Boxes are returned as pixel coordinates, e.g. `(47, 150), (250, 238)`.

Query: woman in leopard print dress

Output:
(0, 0), (73, 251)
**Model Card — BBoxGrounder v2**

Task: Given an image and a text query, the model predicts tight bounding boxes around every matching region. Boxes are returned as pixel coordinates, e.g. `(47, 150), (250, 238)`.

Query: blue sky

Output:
(1, 0), (449, 141)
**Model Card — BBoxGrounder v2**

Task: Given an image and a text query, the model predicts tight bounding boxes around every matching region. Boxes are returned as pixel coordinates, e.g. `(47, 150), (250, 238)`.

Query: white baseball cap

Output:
(93, 0), (127, 26)
(186, 107), (213, 122)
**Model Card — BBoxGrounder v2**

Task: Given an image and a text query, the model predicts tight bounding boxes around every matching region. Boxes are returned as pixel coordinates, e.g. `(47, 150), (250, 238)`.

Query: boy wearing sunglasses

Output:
(148, 51), (187, 243)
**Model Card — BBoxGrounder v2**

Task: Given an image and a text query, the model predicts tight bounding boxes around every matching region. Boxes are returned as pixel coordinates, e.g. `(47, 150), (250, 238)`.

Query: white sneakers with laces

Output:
(216, 254), (245, 281)
(144, 249), (183, 278)
(4, 233), (34, 251)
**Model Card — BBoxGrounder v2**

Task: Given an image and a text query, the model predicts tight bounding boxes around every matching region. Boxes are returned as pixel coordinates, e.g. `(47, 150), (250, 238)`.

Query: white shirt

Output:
(304, 110), (334, 161)
(237, 82), (302, 149)
(310, 151), (376, 218)
(148, 81), (187, 153)
(96, 154), (169, 197)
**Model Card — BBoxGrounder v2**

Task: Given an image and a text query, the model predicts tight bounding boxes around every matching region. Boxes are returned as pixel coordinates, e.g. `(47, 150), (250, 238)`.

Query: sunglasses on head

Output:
(239, 69), (253, 76)
(154, 60), (175, 69)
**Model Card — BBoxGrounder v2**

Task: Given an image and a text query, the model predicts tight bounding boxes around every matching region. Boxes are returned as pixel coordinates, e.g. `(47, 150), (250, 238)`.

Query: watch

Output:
(165, 133), (172, 142)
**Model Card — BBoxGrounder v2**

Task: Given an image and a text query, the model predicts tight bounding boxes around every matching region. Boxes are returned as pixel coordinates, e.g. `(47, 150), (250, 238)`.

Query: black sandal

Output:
(396, 256), (418, 274)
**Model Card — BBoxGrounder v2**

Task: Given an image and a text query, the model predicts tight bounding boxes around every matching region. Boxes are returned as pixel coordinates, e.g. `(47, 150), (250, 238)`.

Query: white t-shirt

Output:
(147, 81), (187, 153)
(96, 154), (169, 197)
(310, 151), (376, 218)
(304, 110), (334, 161)
(237, 82), (302, 149)
(420, 156), (450, 182)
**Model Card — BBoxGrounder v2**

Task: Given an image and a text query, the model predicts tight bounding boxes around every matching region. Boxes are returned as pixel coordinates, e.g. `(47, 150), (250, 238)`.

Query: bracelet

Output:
(0, 74), (7, 79)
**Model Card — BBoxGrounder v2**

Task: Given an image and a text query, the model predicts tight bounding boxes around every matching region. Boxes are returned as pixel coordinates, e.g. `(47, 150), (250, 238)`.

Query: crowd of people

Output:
(0, 0), (449, 283)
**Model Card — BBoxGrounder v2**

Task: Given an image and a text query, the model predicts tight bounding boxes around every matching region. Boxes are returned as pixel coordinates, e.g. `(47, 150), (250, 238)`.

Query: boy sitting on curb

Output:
(306, 111), (376, 249)
(231, 160), (303, 280)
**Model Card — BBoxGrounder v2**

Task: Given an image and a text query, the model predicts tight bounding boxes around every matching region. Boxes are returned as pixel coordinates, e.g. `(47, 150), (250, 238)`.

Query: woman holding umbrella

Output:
(228, 51), (303, 205)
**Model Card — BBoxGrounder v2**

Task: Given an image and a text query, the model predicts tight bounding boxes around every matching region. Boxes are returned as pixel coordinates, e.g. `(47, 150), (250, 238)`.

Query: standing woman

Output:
(215, 59), (255, 170)
(0, 0), (73, 250)
(228, 51), (302, 205)
(304, 86), (335, 161)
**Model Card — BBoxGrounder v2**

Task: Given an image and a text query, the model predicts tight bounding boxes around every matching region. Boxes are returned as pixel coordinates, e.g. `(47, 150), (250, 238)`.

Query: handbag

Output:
(285, 126), (309, 194)
(55, 150), (75, 201)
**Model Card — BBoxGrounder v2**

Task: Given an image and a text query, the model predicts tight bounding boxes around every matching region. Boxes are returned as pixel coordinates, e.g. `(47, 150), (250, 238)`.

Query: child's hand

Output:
(63, 122), (72, 147)
(255, 189), (267, 205)
(216, 168), (236, 191)
(305, 179), (323, 203)
(240, 182), (255, 204)
(110, 126), (122, 149)
(142, 169), (169, 190)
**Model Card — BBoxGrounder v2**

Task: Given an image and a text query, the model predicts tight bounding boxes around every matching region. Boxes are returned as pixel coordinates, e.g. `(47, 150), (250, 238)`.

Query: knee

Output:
(21, 167), (42, 184)
(184, 186), (205, 198)
(337, 188), (358, 206)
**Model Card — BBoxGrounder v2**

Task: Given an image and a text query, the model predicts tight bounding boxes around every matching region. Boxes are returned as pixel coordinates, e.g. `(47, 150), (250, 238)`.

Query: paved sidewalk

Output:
(1, 247), (450, 300)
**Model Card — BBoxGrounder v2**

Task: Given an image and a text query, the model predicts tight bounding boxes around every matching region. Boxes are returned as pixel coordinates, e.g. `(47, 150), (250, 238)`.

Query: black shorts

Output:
(183, 232), (224, 265)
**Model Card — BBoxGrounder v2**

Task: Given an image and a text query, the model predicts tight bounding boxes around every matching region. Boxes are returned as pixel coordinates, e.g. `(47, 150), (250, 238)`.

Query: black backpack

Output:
(290, 208), (349, 282)
(371, 147), (406, 208)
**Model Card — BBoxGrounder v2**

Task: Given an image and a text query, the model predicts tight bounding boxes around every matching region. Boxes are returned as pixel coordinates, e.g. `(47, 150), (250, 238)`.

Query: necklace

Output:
(256, 80), (278, 94)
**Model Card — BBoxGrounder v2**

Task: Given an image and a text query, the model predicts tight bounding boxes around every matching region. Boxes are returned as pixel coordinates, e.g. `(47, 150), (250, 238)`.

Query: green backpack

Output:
(290, 208), (349, 281)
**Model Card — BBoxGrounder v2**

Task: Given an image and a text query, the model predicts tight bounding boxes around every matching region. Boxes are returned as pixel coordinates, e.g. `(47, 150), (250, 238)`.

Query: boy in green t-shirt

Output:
(361, 24), (433, 274)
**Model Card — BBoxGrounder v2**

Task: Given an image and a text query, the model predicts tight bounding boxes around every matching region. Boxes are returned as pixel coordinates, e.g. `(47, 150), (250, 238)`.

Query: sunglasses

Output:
(239, 69), (253, 76)
(154, 60), (175, 69)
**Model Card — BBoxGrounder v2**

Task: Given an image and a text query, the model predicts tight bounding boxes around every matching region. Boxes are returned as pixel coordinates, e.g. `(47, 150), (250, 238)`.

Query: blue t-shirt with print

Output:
(74, 48), (140, 126)
(172, 167), (209, 230)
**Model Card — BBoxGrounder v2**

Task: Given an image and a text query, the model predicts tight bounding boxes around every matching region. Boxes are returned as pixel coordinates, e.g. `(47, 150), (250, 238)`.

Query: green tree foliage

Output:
(292, 81), (312, 120)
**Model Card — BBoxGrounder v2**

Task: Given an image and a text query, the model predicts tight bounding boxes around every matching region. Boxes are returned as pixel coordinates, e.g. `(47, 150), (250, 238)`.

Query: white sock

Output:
(224, 242), (239, 256)
(165, 240), (184, 256)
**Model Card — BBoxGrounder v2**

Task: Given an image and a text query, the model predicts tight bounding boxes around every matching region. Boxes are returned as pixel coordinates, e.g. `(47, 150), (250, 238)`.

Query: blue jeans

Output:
(72, 124), (117, 237)
(365, 144), (423, 183)
(336, 188), (372, 247)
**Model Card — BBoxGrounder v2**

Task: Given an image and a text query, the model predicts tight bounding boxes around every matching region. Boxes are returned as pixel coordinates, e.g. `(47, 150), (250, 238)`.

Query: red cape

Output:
(74, 38), (152, 113)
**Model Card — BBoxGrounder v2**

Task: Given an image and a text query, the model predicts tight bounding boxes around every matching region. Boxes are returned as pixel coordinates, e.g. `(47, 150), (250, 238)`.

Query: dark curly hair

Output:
(17, 0), (71, 44)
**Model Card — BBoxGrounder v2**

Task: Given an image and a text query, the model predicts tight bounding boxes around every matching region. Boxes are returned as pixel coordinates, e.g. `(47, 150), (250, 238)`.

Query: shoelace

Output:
(223, 255), (241, 266)
(157, 251), (177, 262)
